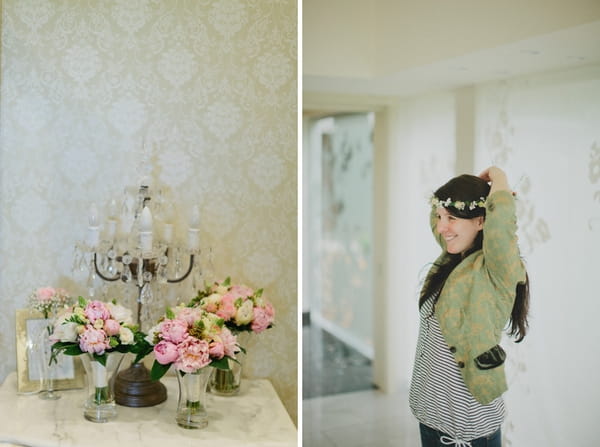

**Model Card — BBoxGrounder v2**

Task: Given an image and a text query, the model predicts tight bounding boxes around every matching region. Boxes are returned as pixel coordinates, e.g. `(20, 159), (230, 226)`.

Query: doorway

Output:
(302, 112), (375, 399)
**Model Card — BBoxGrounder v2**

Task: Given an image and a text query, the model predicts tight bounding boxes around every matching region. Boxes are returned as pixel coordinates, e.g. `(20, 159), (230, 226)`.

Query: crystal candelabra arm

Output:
(93, 253), (122, 282)
(167, 254), (196, 284)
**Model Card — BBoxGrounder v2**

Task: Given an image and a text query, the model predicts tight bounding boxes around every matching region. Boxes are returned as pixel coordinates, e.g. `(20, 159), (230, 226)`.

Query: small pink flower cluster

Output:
(147, 306), (240, 374)
(194, 278), (275, 334)
(51, 298), (135, 356)
(29, 286), (72, 318)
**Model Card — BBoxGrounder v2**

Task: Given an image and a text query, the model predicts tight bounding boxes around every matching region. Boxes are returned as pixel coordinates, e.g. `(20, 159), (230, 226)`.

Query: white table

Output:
(0, 372), (297, 447)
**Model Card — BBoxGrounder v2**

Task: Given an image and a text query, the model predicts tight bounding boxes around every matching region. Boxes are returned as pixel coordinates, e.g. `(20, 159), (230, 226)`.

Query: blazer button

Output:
(449, 346), (456, 353)
(457, 361), (465, 368)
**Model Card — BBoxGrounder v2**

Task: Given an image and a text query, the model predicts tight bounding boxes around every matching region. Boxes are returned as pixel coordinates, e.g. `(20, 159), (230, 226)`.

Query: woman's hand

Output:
(478, 166), (511, 195)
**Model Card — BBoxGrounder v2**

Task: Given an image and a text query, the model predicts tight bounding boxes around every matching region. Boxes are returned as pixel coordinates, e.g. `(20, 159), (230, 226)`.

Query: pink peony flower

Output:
(36, 287), (55, 302)
(251, 303), (275, 333)
(229, 284), (254, 299)
(209, 340), (225, 359)
(159, 318), (189, 344)
(79, 326), (110, 354)
(215, 293), (236, 321)
(174, 307), (202, 327)
(154, 340), (179, 365)
(84, 300), (110, 324)
(175, 337), (211, 373)
(220, 326), (240, 358)
(103, 319), (121, 336)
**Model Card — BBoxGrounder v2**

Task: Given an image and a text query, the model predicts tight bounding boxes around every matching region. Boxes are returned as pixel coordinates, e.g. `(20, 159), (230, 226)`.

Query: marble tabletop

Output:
(0, 372), (297, 447)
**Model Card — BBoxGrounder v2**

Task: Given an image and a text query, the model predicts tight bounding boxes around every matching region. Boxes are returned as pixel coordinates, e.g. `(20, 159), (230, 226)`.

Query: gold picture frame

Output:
(15, 309), (85, 393)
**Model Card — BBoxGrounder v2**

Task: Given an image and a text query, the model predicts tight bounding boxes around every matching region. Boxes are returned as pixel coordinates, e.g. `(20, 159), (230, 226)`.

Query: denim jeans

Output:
(419, 423), (502, 447)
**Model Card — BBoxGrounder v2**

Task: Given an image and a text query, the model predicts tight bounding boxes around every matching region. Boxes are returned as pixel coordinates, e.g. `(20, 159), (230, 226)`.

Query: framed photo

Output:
(15, 309), (85, 393)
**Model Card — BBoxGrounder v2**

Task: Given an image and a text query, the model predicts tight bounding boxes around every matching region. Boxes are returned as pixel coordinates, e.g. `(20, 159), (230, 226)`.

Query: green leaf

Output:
(150, 361), (171, 381)
(130, 338), (154, 364)
(255, 288), (263, 298)
(165, 307), (175, 320)
(78, 296), (87, 307)
(223, 277), (231, 287)
(63, 345), (84, 356)
(109, 336), (119, 348)
(210, 357), (231, 370)
(93, 353), (107, 367)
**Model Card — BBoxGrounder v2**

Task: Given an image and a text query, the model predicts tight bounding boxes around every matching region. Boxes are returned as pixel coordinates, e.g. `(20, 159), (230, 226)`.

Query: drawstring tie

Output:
(440, 435), (472, 447)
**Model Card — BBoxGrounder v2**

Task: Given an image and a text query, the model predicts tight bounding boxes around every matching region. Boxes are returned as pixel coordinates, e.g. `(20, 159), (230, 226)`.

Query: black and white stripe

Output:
(409, 295), (505, 442)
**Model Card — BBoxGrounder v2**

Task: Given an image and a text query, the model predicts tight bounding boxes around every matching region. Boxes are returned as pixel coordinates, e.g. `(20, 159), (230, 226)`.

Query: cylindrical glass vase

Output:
(209, 357), (243, 396)
(80, 352), (125, 423)
(209, 332), (248, 396)
(176, 368), (211, 429)
(37, 321), (60, 400)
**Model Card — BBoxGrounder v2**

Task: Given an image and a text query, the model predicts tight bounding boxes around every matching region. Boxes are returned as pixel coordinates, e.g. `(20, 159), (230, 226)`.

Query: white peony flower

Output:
(119, 327), (134, 345)
(106, 302), (133, 325)
(52, 321), (79, 343)
(235, 299), (254, 326)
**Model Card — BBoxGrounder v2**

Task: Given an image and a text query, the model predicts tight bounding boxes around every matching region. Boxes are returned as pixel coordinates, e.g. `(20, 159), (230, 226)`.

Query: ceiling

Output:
(303, 2), (600, 105)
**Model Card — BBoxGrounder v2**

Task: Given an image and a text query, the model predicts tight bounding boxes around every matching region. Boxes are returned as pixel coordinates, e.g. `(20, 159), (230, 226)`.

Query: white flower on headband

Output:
(430, 196), (486, 210)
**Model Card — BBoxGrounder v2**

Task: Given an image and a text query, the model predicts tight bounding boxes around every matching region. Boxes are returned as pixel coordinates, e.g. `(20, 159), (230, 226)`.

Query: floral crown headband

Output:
(430, 195), (487, 211)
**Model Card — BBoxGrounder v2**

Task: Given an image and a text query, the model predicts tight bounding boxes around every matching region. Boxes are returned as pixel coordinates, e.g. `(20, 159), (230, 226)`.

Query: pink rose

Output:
(175, 337), (211, 373)
(215, 294), (236, 321)
(251, 303), (275, 333)
(103, 319), (121, 336)
(79, 326), (110, 354)
(84, 300), (110, 323)
(154, 340), (179, 365)
(159, 319), (189, 344)
(36, 287), (55, 302)
(220, 327), (240, 358)
(209, 340), (225, 359)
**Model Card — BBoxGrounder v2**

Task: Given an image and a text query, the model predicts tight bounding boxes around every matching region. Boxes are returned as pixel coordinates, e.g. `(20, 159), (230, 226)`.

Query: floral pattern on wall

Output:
(0, 0), (297, 422)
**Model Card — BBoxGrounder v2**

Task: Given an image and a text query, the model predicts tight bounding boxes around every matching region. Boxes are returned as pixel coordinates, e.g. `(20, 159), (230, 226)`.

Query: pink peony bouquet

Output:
(190, 277), (275, 334)
(49, 297), (142, 365)
(145, 305), (241, 380)
(29, 286), (72, 319)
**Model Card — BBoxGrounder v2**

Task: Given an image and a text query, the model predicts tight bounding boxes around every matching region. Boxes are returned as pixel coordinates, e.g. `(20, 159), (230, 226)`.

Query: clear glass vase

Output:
(36, 321), (60, 400)
(209, 331), (248, 396)
(209, 356), (243, 396)
(175, 368), (212, 429)
(80, 352), (125, 423)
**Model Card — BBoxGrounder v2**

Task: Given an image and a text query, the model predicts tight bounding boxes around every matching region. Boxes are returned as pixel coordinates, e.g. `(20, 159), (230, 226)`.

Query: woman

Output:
(409, 167), (530, 447)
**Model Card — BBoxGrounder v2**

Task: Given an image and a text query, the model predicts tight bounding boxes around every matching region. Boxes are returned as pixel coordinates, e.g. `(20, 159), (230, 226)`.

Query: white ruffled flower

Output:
(106, 302), (133, 325)
(234, 299), (254, 326)
(119, 327), (134, 345)
(52, 321), (79, 343)
(144, 323), (161, 345)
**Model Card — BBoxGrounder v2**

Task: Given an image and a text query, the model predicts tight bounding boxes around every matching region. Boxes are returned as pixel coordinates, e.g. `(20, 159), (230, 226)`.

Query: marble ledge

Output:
(0, 372), (297, 447)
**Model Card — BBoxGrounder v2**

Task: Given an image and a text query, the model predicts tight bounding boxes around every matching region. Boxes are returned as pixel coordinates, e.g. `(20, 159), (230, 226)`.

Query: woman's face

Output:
(436, 207), (484, 255)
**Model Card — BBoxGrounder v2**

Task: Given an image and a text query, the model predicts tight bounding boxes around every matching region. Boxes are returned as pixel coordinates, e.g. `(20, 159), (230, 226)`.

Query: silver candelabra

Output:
(73, 183), (207, 407)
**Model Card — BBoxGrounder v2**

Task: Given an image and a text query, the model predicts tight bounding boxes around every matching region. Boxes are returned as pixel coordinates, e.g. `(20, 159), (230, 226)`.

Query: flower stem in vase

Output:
(38, 322), (60, 400)
(93, 386), (110, 405)
(176, 369), (210, 429)
(81, 353), (124, 423)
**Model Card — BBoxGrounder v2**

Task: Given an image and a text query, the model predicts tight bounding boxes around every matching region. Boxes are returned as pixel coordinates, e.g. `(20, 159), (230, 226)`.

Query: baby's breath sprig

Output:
(430, 196), (486, 211)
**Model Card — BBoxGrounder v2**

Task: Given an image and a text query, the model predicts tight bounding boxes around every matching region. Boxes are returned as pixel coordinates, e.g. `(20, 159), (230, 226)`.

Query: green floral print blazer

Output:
(425, 190), (527, 404)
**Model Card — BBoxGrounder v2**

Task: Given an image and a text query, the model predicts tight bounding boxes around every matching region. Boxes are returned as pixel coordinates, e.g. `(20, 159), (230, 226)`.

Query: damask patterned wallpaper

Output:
(0, 0), (297, 422)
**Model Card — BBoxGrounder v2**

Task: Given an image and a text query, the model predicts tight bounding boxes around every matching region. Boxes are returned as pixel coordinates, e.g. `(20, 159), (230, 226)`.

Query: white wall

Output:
(474, 64), (600, 446)
(373, 92), (456, 392)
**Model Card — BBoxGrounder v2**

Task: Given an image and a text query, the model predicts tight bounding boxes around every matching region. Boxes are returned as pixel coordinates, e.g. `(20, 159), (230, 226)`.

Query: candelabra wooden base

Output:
(114, 362), (167, 407)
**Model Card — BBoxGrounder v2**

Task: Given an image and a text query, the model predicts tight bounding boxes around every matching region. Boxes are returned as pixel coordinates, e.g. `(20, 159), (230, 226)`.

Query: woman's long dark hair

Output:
(420, 174), (530, 342)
